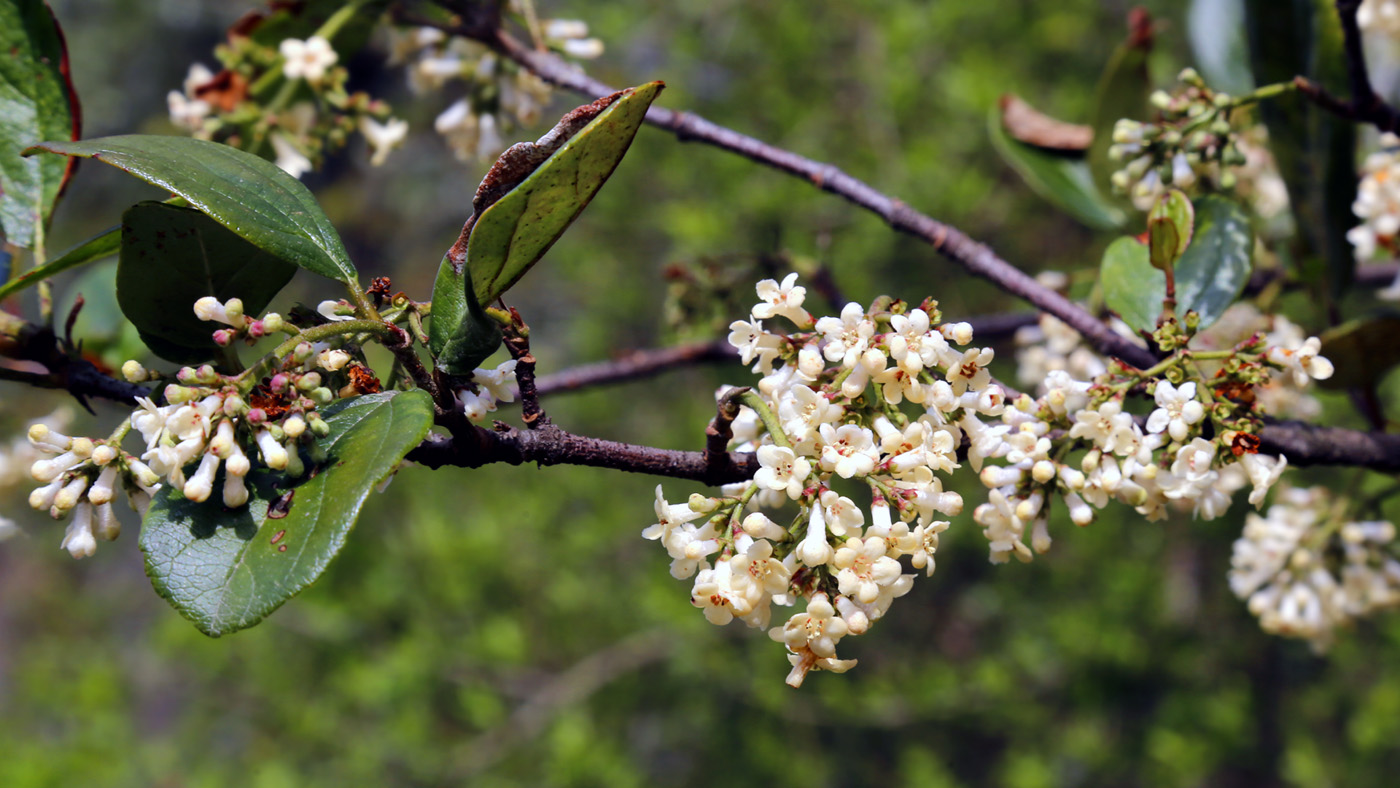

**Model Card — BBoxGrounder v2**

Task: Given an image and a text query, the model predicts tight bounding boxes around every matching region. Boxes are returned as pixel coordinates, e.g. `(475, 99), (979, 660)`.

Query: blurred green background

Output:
(3, 1), (1398, 786)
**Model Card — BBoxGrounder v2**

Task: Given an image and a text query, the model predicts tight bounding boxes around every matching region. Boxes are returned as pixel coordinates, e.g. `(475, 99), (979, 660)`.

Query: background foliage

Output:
(2, 1), (1397, 785)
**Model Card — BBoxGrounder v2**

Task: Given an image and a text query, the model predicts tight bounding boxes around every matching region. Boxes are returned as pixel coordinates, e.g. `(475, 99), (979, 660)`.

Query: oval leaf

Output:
(140, 390), (435, 636)
(1103, 196), (1254, 332)
(23, 135), (357, 284)
(0, 0), (79, 249)
(1101, 235), (1159, 332)
(988, 103), (1126, 231)
(118, 201), (297, 364)
(1148, 189), (1195, 270)
(431, 82), (663, 374)
(1173, 195), (1254, 328)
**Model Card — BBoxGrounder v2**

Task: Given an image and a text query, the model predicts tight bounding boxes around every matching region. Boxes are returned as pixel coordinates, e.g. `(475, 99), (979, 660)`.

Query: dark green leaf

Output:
(1173, 196), (1254, 329)
(1101, 235), (1159, 332)
(988, 104), (1126, 231)
(0, 225), (119, 301)
(118, 201), (296, 364)
(1086, 12), (1153, 206)
(431, 82), (663, 374)
(24, 135), (357, 284)
(1148, 189), (1194, 270)
(1244, 0), (1357, 298)
(1188, 0), (1254, 95)
(469, 81), (664, 305)
(0, 0), (79, 249)
(141, 390), (435, 637)
(1103, 196), (1254, 332)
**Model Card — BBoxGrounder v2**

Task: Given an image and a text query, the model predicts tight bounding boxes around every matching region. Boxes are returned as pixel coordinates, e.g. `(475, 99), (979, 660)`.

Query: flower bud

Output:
(121, 360), (148, 383)
(28, 423), (72, 452)
(94, 502), (121, 541)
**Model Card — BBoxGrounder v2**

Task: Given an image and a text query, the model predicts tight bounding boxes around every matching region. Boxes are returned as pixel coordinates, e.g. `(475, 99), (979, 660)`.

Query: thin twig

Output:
(705, 386), (748, 476)
(502, 307), (547, 428)
(1294, 1), (1400, 132)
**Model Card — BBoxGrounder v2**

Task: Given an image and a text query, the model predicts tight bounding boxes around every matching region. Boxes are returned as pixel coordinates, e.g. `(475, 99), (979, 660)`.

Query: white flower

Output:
(797, 500), (833, 567)
(167, 63), (214, 132)
(817, 423), (878, 479)
(1242, 452), (1288, 508)
(1266, 337), (1335, 387)
(359, 116), (409, 167)
(945, 347), (994, 395)
(815, 302), (875, 367)
(280, 36), (338, 82)
(833, 535), (902, 603)
(1145, 381), (1206, 442)
(887, 309), (950, 374)
(61, 503), (97, 559)
(751, 273), (810, 324)
(754, 445), (811, 500)
(778, 385), (842, 442)
(727, 319), (782, 367)
(1068, 400), (1134, 454)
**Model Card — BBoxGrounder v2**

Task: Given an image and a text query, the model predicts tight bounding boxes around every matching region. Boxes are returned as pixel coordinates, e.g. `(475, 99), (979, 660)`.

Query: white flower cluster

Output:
(393, 15), (601, 163)
(1230, 486), (1400, 651)
(1349, 135), (1400, 299)
(648, 275), (1339, 685)
(456, 360), (519, 422)
(21, 297), (364, 558)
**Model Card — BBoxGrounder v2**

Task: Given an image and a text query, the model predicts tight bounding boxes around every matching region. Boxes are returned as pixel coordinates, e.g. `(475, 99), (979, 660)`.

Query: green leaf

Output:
(1147, 189), (1195, 270)
(141, 390), (435, 637)
(431, 82), (664, 374)
(1316, 315), (1400, 390)
(1244, 0), (1357, 298)
(1189, 0), (1254, 95)
(1086, 12), (1154, 206)
(1173, 195), (1254, 328)
(1101, 235), (1158, 332)
(0, 225), (118, 301)
(118, 201), (296, 364)
(0, 0), (79, 249)
(988, 104), (1126, 231)
(1102, 196), (1254, 332)
(23, 135), (358, 284)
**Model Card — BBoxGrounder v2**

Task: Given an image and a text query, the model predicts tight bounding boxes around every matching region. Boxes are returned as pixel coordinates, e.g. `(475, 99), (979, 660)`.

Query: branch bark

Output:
(1294, 1), (1400, 133)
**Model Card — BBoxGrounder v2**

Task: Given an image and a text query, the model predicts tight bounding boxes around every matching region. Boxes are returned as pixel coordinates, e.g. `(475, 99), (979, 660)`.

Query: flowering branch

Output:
(1293, 1), (1400, 133)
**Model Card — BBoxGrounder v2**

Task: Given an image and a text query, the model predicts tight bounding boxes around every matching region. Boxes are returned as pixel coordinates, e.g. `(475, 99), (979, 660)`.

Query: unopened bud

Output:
(121, 360), (148, 383)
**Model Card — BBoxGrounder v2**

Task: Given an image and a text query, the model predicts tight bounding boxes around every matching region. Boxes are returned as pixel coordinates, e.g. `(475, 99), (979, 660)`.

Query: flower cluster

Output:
(646, 274), (1338, 685)
(168, 26), (407, 177)
(1109, 69), (1261, 211)
(22, 296), (384, 558)
(1348, 135), (1400, 299)
(394, 13), (602, 163)
(1230, 485), (1400, 651)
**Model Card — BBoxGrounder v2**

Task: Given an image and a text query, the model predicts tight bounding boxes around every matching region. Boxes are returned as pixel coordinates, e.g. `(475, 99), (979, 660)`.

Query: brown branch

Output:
(705, 386), (747, 476)
(1294, 1), (1400, 133)
(406, 421), (759, 485)
(0, 311), (149, 408)
(534, 339), (734, 396)
(501, 308), (546, 427)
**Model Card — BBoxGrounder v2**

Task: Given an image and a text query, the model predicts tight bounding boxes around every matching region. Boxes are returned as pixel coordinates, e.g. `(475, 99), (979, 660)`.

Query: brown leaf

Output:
(998, 95), (1093, 154)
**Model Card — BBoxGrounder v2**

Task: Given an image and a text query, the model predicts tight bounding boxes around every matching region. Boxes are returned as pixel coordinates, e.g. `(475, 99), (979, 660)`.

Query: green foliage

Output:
(141, 390), (434, 637)
(987, 104), (1126, 231)
(1103, 195), (1253, 332)
(1086, 14), (1152, 208)
(25, 135), (359, 285)
(431, 82), (663, 375)
(0, 224), (118, 301)
(118, 201), (295, 364)
(0, 0), (78, 250)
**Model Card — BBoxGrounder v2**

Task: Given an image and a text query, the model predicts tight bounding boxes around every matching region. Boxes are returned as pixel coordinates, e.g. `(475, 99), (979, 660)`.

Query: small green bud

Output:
(310, 387), (334, 405)
(1150, 90), (1172, 109)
